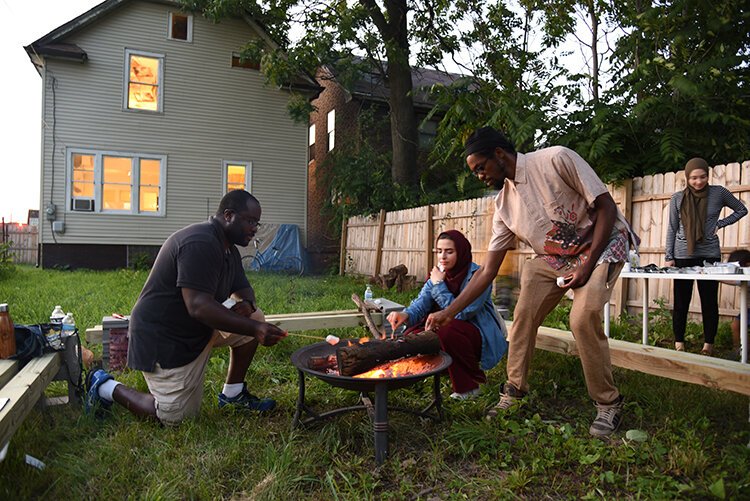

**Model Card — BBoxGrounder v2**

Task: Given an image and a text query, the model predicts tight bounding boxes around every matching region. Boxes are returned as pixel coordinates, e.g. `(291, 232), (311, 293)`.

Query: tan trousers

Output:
(507, 258), (623, 404)
(143, 308), (263, 425)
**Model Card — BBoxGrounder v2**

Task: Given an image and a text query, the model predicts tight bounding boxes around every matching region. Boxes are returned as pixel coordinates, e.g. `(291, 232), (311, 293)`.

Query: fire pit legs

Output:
(292, 368), (446, 465)
(374, 383), (388, 464)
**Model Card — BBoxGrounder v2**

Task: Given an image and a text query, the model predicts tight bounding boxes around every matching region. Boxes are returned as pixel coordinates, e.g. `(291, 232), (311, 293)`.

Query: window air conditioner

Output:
(72, 198), (95, 212)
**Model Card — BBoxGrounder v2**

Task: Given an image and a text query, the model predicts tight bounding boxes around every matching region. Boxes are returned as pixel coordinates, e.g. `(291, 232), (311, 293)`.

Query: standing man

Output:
(85, 190), (287, 424)
(426, 127), (638, 437)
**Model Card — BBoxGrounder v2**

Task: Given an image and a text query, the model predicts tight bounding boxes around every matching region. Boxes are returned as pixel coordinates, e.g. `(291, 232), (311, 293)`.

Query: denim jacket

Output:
(403, 263), (508, 370)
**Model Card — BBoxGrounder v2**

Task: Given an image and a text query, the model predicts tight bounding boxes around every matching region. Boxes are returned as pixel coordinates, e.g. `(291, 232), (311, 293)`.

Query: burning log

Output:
(308, 355), (337, 371)
(336, 330), (441, 377)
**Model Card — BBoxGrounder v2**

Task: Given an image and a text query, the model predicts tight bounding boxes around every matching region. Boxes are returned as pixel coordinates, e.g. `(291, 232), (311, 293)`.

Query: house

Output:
(25, 0), (321, 269)
(306, 62), (461, 273)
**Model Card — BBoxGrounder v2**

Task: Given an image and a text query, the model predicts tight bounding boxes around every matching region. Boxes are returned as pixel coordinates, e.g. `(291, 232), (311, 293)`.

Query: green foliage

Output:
(0, 241), (15, 279)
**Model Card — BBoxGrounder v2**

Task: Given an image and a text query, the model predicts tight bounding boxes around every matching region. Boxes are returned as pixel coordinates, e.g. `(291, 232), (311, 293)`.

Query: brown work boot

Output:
(486, 383), (526, 420)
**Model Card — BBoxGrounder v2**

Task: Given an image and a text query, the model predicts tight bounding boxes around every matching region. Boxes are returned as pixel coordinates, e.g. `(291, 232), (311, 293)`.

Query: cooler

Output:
(102, 315), (129, 371)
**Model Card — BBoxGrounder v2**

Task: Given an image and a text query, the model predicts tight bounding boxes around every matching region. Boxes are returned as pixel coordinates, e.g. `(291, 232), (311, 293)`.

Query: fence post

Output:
(425, 205), (434, 272)
(339, 217), (348, 276)
(374, 209), (386, 276)
(612, 179), (633, 319)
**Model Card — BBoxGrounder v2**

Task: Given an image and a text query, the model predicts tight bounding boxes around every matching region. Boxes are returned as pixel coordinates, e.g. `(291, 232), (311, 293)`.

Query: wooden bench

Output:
(0, 336), (82, 453)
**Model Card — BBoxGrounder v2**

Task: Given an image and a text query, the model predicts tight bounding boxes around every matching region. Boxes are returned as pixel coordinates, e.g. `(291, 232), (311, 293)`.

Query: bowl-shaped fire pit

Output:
(290, 339), (452, 464)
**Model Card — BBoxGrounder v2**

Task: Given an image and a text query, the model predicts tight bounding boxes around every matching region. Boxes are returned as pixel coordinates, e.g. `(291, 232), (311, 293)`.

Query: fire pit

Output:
(290, 339), (452, 464)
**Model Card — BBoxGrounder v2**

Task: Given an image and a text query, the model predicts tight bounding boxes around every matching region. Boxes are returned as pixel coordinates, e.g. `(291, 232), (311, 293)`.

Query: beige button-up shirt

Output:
(489, 146), (635, 270)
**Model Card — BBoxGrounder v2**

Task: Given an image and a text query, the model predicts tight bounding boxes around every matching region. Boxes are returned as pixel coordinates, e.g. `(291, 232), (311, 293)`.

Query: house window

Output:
(168, 12), (192, 42)
(231, 52), (260, 70)
(327, 110), (335, 151)
(419, 120), (438, 150)
(224, 161), (252, 192)
(124, 49), (164, 112)
(308, 124), (315, 160)
(68, 149), (165, 215)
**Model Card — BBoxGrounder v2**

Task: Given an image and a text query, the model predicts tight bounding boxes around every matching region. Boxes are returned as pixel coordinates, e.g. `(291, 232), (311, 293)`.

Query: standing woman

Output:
(387, 230), (507, 399)
(665, 158), (747, 355)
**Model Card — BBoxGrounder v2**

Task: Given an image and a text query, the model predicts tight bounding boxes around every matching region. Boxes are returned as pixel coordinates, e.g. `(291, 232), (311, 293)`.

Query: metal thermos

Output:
(0, 304), (16, 359)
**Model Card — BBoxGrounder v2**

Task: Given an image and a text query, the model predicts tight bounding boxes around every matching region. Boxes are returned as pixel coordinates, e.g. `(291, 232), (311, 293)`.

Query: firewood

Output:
(308, 355), (337, 371)
(336, 330), (441, 376)
(351, 293), (385, 339)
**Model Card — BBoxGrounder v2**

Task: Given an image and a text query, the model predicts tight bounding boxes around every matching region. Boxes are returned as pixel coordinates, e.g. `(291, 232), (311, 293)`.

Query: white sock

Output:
(222, 383), (244, 398)
(97, 379), (122, 402)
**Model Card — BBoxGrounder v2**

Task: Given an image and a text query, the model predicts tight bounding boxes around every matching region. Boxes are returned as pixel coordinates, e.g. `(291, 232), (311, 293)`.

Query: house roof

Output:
(23, 0), (321, 93)
(327, 60), (465, 110)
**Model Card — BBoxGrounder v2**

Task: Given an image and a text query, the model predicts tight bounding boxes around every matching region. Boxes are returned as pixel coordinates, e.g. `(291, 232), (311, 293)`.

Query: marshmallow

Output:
(325, 335), (340, 345)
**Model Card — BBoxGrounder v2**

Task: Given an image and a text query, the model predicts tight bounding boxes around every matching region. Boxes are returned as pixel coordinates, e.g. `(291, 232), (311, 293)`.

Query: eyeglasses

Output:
(470, 159), (488, 178)
(232, 211), (261, 228)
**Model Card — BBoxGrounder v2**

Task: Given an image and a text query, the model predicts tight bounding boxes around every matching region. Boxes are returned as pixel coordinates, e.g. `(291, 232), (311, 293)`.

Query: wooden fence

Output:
(341, 159), (750, 321)
(1, 223), (38, 265)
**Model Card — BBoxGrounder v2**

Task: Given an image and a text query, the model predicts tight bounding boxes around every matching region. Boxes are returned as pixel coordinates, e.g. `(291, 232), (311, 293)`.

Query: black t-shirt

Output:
(127, 218), (253, 371)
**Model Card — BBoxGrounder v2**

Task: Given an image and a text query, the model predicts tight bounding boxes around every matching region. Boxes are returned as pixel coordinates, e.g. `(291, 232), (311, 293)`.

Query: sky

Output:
(0, 0), (102, 223)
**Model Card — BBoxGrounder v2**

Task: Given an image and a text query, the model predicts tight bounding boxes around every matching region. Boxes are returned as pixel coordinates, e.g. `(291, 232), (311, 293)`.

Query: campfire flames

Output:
(353, 354), (443, 379)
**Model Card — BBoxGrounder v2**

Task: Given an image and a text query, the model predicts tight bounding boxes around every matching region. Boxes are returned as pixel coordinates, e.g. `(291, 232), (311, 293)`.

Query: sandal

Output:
(674, 342), (685, 352)
(700, 344), (713, 356)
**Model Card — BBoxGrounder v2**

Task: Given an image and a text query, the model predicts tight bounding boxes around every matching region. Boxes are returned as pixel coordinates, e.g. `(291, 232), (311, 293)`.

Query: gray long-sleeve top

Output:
(665, 185), (748, 261)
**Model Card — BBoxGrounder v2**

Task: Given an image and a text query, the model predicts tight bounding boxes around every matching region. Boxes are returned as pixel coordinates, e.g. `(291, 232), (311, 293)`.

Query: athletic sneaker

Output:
(218, 383), (276, 412)
(449, 388), (481, 400)
(486, 383), (525, 420)
(589, 395), (625, 436)
(85, 368), (114, 415)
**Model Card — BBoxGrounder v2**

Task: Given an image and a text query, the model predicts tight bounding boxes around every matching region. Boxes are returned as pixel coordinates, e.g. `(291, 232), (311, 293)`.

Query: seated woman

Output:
(387, 230), (508, 399)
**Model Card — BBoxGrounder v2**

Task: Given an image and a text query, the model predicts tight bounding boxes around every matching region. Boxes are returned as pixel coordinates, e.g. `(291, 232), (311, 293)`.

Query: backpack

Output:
(11, 324), (52, 368)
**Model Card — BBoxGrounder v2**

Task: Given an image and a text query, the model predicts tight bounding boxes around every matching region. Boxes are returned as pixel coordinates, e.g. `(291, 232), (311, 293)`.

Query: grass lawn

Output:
(0, 265), (748, 499)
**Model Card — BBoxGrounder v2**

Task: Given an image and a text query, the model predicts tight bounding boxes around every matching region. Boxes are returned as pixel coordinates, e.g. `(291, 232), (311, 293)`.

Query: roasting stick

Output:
(285, 332), (342, 345)
(284, 332), (325, 341)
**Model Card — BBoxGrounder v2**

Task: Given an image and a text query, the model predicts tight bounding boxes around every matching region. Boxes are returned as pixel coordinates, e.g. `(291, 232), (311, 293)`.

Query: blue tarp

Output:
(250, 224), (304, 274)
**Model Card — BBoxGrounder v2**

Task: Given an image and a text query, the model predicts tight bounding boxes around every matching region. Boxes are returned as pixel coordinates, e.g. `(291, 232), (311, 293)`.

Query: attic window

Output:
(231, 52), (260, 70)
(124, 49), (163, 112)
(168, 13), (192, 42)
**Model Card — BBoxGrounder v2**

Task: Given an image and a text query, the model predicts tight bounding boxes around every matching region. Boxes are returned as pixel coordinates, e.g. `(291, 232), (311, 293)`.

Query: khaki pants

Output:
(143, 309), (263, 425)
(507, 258), (622, 403)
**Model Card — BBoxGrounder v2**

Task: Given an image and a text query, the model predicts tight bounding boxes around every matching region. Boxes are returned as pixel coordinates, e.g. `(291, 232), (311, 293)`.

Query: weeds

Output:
(0, 266), (747, 499)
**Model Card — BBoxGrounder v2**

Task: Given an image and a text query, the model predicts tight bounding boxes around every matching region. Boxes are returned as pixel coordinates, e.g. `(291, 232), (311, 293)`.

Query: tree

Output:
(555, 0), (750, 177)
(184, 0), (472, 190)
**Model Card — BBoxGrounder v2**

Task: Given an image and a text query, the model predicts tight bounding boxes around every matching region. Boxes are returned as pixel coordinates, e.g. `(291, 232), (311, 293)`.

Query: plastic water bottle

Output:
(61, 312), (76, 337)
(50, 305), (65, 326)
(364, 284), (373, 302)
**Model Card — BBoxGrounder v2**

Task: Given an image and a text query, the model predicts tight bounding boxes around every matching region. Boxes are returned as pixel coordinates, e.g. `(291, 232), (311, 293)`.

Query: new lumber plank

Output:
(85, 310), (381, 344)
(267, 312), (383, 332)
(517, 322), (750, 396)
(0, 352), (62, 447)
(0, 360), (18, 389)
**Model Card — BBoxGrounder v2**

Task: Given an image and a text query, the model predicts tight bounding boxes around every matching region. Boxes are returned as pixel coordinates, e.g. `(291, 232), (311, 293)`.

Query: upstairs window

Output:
(327, 110), (335, 151)
(308, 124), (316, 160)
(124, 49), (164, 112)
(419, 120), (438, 150)
(224, 161), (252, 193)
(231, 52), (260, 70)
(168, 12), (192, 42)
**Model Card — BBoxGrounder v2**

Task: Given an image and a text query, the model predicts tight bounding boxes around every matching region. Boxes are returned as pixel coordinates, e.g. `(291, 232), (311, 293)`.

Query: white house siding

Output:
(38, 0), (308, 247)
